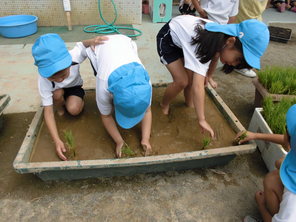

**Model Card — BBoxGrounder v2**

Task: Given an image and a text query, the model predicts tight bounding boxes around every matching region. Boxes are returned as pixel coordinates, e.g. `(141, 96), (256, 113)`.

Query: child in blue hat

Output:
(71, 34), (152, 158)
(32, 33), (107, 160)
(236, 104), (296, 222)
(156, 15), (269, 138)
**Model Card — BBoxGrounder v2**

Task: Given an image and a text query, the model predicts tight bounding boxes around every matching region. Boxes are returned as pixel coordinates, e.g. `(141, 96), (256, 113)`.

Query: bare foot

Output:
(141, 142), (152, 156)
(255, 190), (265, 206)
(160, 103), (170, 115)
(208, 78), (218, 88)
(115, 141), (125, 158)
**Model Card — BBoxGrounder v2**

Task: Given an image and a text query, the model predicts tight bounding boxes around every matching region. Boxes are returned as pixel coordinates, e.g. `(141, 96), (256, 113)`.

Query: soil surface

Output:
(31, 88), (237, 162)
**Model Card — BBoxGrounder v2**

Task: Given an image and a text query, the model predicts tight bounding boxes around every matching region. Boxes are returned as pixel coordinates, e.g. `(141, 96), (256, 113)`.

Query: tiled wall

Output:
(0, 0), (142, 26)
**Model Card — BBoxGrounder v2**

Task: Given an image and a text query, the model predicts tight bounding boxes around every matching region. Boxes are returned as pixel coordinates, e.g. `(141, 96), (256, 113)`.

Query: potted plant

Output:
(248, 97), (296, 171)
(252, 66), (296, 107)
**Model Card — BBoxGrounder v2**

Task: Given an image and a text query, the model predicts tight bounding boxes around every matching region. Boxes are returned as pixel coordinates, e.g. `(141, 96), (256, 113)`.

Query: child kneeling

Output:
(237, 105), (296, 222)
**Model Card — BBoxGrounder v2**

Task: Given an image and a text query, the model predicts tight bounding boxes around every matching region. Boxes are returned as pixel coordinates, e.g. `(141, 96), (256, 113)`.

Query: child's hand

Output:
(90, 36), (109, 51)
(208, 77), (218, 88)
(199, 119), (215, 138)
(235, 131), (255, 144)
(55, 140), (67, 161)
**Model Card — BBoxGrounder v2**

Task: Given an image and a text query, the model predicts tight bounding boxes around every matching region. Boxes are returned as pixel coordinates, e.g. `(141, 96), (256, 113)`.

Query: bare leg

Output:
(263, 170), (284, 215)
(161, 59), (189, 115)
(184, 69), (194, 107)
(255, 191), (273, 222)
(65, 95), (84, 116)
(53, 89), (65, 116)
(141, 107), (152, 156)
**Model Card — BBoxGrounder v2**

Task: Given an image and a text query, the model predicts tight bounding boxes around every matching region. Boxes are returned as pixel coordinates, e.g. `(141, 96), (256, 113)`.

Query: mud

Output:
(31, 87), (237, 162)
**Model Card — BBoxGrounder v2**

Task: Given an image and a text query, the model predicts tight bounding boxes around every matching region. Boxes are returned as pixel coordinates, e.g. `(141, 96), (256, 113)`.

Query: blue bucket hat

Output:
(32, 33), (72, 78)
(108, 62), (152, 129)
(205, 19), (269, 69)
(280, 104), (296, 193)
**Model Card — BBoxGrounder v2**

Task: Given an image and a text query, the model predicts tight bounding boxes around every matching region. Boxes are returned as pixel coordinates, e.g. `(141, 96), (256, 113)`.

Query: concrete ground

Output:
(0, 7), (295, 222)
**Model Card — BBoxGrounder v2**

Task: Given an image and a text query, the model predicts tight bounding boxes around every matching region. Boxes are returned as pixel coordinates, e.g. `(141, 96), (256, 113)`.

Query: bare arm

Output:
(206, 56), (219, 80)
(101, 114), (124, 158)
(192, 74), (214, 138)
(141, 107), (152, 155)
(44, 105), (67, 160)
(236, 131), (286, 147)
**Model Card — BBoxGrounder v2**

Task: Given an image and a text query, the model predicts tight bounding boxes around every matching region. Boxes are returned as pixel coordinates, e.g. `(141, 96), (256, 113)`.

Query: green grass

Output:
(121, 143), (135, 158)
(263, 97), (296, 134)
(258, 66), (296, 95)
(63, 129), (76, 158)
(202, 137), (212, 149)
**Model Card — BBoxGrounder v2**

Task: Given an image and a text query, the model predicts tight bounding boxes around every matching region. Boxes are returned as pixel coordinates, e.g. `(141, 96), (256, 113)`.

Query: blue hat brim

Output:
(243, 45), (260, 69)
(280, 104), (296, 193)
(38, 53), (72, 78)
(280, 151), (296, 193)
(115, 107), (148, 129)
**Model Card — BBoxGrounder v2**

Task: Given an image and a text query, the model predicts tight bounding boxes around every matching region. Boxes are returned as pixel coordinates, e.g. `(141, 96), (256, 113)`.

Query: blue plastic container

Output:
(0, 15), (38, 38)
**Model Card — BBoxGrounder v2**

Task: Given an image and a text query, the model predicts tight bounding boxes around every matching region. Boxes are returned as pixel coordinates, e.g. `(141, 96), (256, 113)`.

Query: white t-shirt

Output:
(272, 188), (296, 222)
(169, 15), (212, 77)
(200, 0), (239, 24)
(38, 50), (83, 106)
(71, 34), (147, 115)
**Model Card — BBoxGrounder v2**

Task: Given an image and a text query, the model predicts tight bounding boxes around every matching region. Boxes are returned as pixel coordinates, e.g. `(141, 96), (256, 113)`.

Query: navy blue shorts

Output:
(156, 22), (184, 65)
(63, 85), (85, 100)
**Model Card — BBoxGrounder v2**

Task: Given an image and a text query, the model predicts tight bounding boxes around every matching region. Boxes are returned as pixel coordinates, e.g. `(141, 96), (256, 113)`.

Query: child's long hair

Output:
(191, 24), (252, 73)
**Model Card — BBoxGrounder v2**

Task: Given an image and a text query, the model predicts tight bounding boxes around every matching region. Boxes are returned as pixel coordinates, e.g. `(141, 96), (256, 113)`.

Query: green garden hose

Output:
(83, 0), (142, 37)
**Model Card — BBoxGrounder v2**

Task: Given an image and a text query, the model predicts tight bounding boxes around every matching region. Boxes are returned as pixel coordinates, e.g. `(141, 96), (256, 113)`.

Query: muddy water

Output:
(30, 87), (237, 162)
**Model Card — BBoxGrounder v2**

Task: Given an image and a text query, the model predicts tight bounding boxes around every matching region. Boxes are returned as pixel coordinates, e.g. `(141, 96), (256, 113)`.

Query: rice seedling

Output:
(263, 97), (296, 134)
(121, 143), (135, 158)
(258, 66), (296, 95)
(202, 137), (212, 149)
(63, 129), (76, 158)
(235, 131), (247, 144)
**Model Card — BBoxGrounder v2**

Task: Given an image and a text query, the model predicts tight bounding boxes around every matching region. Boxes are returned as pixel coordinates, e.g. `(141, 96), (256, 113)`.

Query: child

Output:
(70, 34), (152, 158)
(237, 104), (296, 222)
(156, 15), (269, 138)
(32, 33), (107, 161)
(181, 0), (239, 86)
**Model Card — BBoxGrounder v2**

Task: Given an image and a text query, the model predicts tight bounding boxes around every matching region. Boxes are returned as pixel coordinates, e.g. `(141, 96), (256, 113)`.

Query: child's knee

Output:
(176, 79), (189, 89)
(67, 103), (83, 116)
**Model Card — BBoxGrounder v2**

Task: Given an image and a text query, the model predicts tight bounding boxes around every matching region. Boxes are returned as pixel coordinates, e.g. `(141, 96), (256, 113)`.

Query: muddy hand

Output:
(141, 143), (152, 156)
(115, 142), (125, 158)
(235, 131), (253, 144)
(199, 119), (215, 138)
(55, 140), (67, 161)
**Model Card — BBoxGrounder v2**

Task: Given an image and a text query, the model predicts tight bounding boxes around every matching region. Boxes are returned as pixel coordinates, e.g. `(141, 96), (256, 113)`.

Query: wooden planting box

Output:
(248, 108), (287, 171)
(13, 86), (256, 181)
